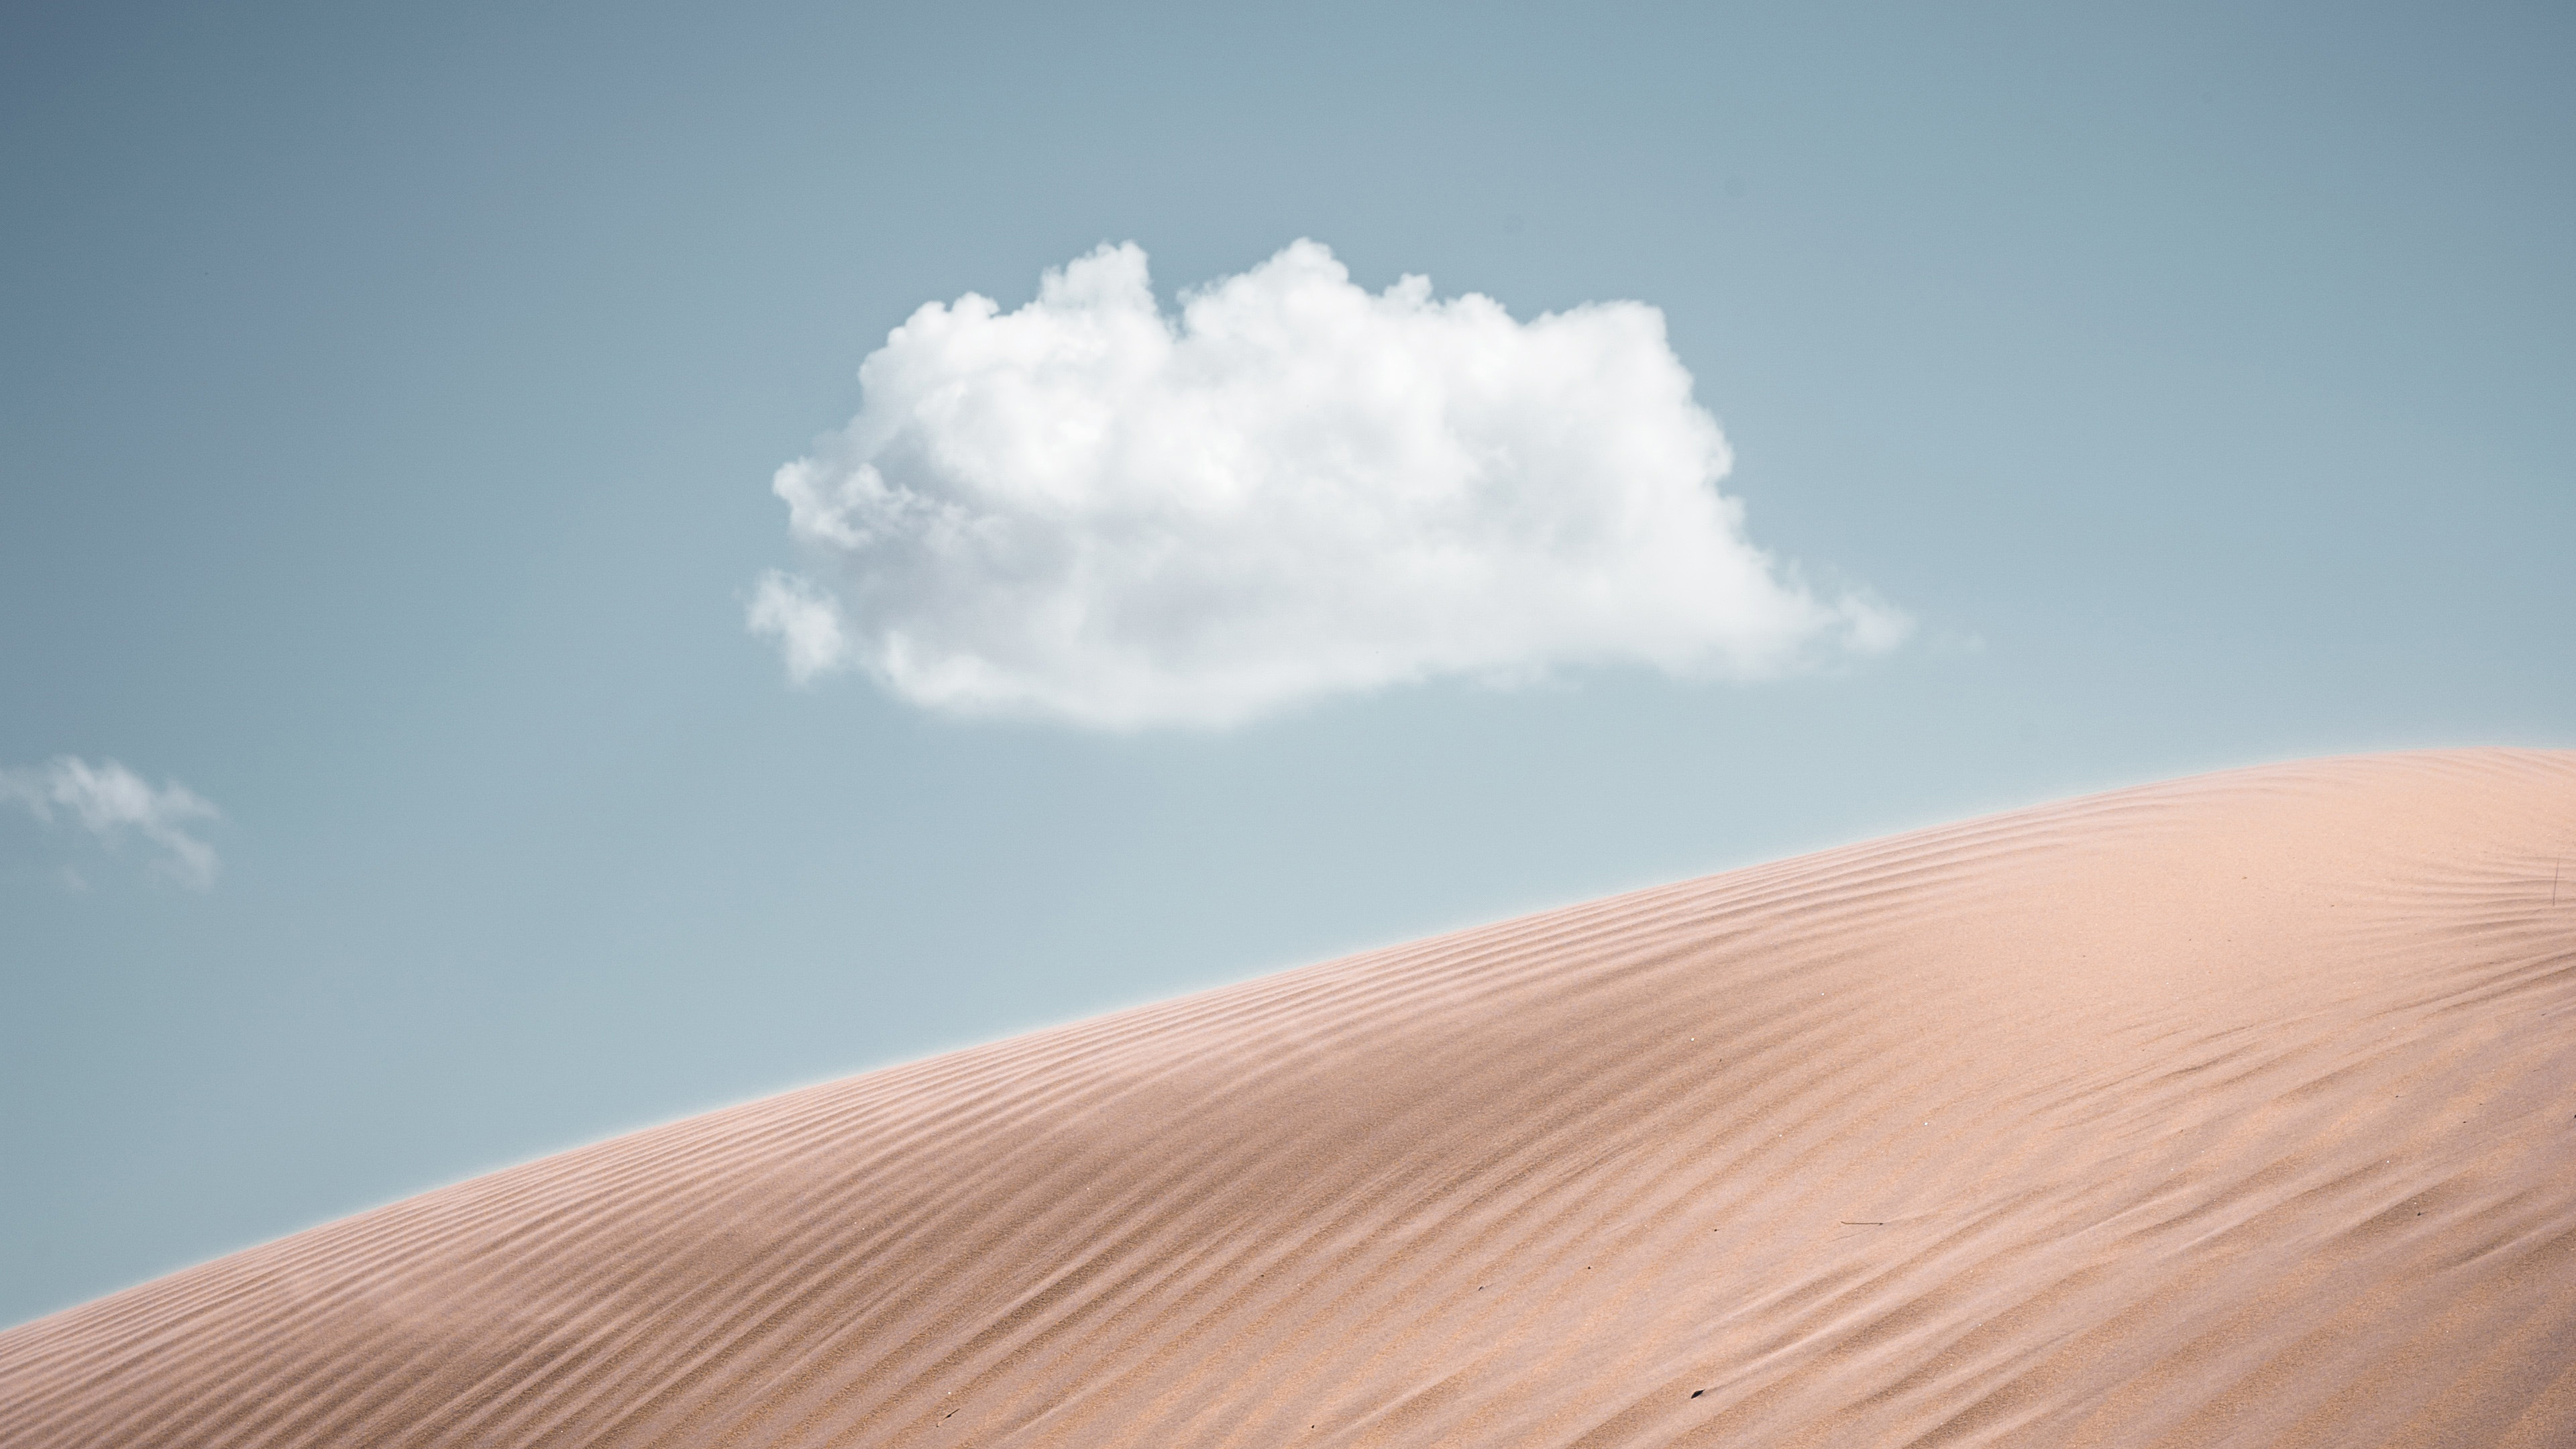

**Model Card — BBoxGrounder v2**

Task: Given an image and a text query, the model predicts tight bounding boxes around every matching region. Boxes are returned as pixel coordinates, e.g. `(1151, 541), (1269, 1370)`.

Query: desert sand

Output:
(4, 748), (2573, 1447)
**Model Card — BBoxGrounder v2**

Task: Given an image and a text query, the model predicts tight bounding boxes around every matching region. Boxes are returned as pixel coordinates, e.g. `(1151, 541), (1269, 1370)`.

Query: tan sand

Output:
(4, 748), (2574, 1447)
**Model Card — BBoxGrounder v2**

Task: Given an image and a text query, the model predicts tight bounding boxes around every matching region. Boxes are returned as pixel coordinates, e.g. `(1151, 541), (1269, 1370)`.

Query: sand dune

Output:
(6, 749), (2575, 1447)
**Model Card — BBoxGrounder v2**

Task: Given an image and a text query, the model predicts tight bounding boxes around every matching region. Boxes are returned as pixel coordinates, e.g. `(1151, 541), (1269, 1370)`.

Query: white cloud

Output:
(757, 239), (1906, 728)
(1, 756), (220, 888)
(747, 571), (852, 685)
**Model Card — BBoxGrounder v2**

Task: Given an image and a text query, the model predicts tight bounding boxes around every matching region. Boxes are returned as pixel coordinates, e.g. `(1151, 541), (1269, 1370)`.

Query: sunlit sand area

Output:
(5, 749), (2572, 1447)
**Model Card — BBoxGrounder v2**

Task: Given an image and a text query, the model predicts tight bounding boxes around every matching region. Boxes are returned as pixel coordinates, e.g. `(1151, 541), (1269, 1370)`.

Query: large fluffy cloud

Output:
(1, 756), (220, 888)
(753, 239), (1904, 728)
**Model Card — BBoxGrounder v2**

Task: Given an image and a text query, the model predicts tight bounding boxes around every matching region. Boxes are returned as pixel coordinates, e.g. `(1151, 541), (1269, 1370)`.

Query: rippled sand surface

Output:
(7, 749), (2574, 1447)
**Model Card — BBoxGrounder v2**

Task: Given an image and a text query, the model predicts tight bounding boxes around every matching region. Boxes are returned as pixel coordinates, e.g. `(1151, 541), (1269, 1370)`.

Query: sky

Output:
(3, 0), (2570, 1330)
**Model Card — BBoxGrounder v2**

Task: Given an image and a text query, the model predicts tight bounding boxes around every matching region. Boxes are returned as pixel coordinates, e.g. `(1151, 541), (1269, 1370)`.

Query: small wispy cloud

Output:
(747, 571), (853, 685)
(753, 239), (1907, 729)
(1, 756), (221, 889)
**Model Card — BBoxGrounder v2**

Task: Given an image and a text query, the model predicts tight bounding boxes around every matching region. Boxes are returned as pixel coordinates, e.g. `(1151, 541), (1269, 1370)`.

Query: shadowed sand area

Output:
(6, 749), (2575, 1447)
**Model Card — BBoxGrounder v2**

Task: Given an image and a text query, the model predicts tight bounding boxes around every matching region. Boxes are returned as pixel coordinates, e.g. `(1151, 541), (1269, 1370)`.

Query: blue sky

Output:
(3, 1), (2569, 1329)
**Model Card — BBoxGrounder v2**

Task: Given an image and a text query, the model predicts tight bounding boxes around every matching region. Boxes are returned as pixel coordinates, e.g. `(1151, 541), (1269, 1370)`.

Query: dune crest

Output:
(6, 749), (2575, 1447)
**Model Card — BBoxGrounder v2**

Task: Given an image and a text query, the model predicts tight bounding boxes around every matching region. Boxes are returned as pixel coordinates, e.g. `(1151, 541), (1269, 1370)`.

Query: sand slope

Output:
(6, 749), (2575, 1448)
